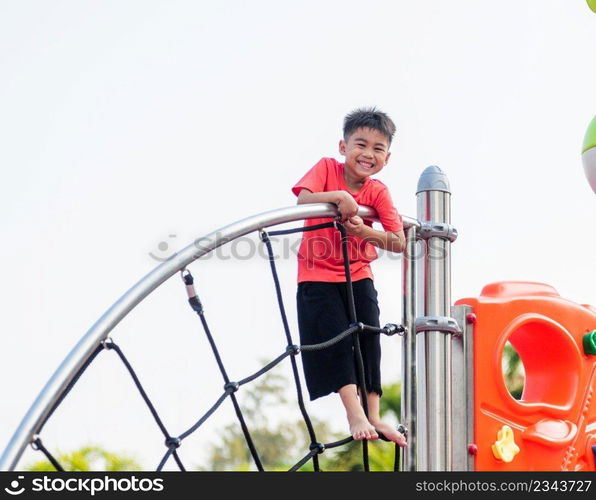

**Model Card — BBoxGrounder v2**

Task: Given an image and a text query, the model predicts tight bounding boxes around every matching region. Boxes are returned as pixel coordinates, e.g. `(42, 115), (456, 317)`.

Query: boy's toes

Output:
(372, 421), (408, 447)
(350, 422), (378, 441)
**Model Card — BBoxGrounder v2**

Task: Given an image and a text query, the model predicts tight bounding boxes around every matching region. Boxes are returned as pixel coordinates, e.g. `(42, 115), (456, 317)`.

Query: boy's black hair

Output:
(343, 106), (396, 144)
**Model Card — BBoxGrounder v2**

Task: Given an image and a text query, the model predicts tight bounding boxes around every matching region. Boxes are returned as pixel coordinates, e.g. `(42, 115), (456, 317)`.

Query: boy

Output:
(292, 107), (407, 446)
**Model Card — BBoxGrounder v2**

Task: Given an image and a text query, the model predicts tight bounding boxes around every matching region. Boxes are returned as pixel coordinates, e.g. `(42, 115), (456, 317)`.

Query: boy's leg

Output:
(350, 279), (382, 396)
(297, 282), (380, 441)
(338, 384), (378, 441)
(350, 279), (407, 447)
(296, 282), (358, 400)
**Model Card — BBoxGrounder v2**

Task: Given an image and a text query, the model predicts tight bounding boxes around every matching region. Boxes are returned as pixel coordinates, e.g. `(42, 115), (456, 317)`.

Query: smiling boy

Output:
(292, 107), (407, 446)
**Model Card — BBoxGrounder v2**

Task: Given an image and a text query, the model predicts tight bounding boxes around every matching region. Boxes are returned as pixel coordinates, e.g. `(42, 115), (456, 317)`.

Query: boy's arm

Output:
(296, 188), (358, 221)
(297, 189), (405, 251)
(344, 216), (405, 253)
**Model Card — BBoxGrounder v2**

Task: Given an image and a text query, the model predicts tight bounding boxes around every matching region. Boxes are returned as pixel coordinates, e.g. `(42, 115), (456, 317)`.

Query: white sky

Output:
(1, 1), (595, 470)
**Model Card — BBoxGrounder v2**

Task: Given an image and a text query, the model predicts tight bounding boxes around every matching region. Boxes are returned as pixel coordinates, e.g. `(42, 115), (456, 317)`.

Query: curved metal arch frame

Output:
(0, 203), (419, 471)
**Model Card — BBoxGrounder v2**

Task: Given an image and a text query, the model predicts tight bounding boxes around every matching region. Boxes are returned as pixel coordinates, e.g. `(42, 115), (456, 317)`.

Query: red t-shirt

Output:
(292, 157), (403, 283)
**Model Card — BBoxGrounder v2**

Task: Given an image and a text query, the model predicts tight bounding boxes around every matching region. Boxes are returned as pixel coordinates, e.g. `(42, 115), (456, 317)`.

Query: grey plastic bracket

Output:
(416, 165), (451, 194)
(418, 222), (458, 242)
(415, 316), (462, 336)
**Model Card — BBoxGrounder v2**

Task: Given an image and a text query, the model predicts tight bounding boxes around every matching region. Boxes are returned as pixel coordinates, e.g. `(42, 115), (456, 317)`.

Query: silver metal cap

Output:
(416, 165), (451, 194)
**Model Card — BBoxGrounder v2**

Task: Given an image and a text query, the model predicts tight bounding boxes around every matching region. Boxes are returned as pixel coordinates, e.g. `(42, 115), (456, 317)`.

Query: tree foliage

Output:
(199, 368), (403, 471)
(502, 342), (524, 400)
(199, 369), (341, 470)
(26, 445), (140, 471)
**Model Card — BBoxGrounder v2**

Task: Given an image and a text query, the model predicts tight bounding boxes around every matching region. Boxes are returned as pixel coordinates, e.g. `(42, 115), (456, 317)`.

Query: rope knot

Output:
(101, 338), (115, 350)
(286, 344), (300, 356)
(181, 270), (194, 286)
(349, 322), (365, 332)
(259, 230), (270, 244)
(224, 381), (239, 394)
(165, 437), (181, 449)
(309, 442), (325, 454)
(30, 436), (42, 451)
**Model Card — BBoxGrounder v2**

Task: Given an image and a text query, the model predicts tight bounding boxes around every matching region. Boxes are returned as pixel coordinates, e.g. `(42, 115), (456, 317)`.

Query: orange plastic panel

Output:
(456, 281), (596, 471)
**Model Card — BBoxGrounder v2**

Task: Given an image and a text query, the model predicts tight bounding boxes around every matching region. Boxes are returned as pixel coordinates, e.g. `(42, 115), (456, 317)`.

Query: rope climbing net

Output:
(23, 219), (407, 472)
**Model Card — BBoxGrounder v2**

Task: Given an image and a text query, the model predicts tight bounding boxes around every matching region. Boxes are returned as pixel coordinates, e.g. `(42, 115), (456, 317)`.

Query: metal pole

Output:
(401, 224), (418, 471)
(416, 166), (453, 471)
(451, 304), (474, 471)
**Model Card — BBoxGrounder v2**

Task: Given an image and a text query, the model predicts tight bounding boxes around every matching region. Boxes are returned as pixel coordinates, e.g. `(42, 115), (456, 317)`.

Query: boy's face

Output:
(339, 127), (391, 181)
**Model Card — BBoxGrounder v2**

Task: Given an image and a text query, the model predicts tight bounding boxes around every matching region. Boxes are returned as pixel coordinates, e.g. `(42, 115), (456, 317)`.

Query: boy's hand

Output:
(344, 215), (366, 236)
(335, 191), (359, 221)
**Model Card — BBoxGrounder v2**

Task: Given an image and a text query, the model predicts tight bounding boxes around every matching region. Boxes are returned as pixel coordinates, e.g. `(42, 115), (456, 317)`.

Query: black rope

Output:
(262, 222), (395, 471)
(26, 219), (407, 473)
(266, 221), (336, 237)
(287, 436), (354, 471)
(156, 448), (175, 472)
(172, 450), (186, 472)
(175, 222), (398, 471)
(31, 437), (64, 471)
(261, 230), (322, 471)
(155, 438), (186, 472)
(336, 222), (371, 471)
(178, 391), (229, 441)
(236, 350), (293, 387)
(324, 436), (354, 450)
(182, 271), (264, 471)
(38, 344), (104, 432)
(103, 341), (189, 471)
(288, 449), (319, 472)
(103, 342), (171, 439)
(299, 324), (399, 353)
(300, 325), (360, 352)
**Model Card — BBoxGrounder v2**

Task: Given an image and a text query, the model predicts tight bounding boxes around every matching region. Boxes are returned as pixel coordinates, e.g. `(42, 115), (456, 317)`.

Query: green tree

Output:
(26, 445), (140, 471)
(379, 382), (401, 422)
(200, 370), (403, 472)
(200, 369), (341, 471)
(502, 342), (524, 400)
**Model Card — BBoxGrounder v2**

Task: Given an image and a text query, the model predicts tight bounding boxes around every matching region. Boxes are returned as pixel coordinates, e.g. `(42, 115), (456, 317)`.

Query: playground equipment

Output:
(1, 166), (595, 472)
(457, 283), (596, 471)
(583, 116), (596, 194)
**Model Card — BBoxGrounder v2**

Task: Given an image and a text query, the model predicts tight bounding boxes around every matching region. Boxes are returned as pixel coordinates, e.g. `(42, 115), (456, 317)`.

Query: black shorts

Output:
(296, 278), (382, 401)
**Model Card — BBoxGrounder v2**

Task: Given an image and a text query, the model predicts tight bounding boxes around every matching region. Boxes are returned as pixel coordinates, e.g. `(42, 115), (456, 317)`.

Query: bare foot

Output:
(370, 419), (407, 447)
(348, 414), (379, 441)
